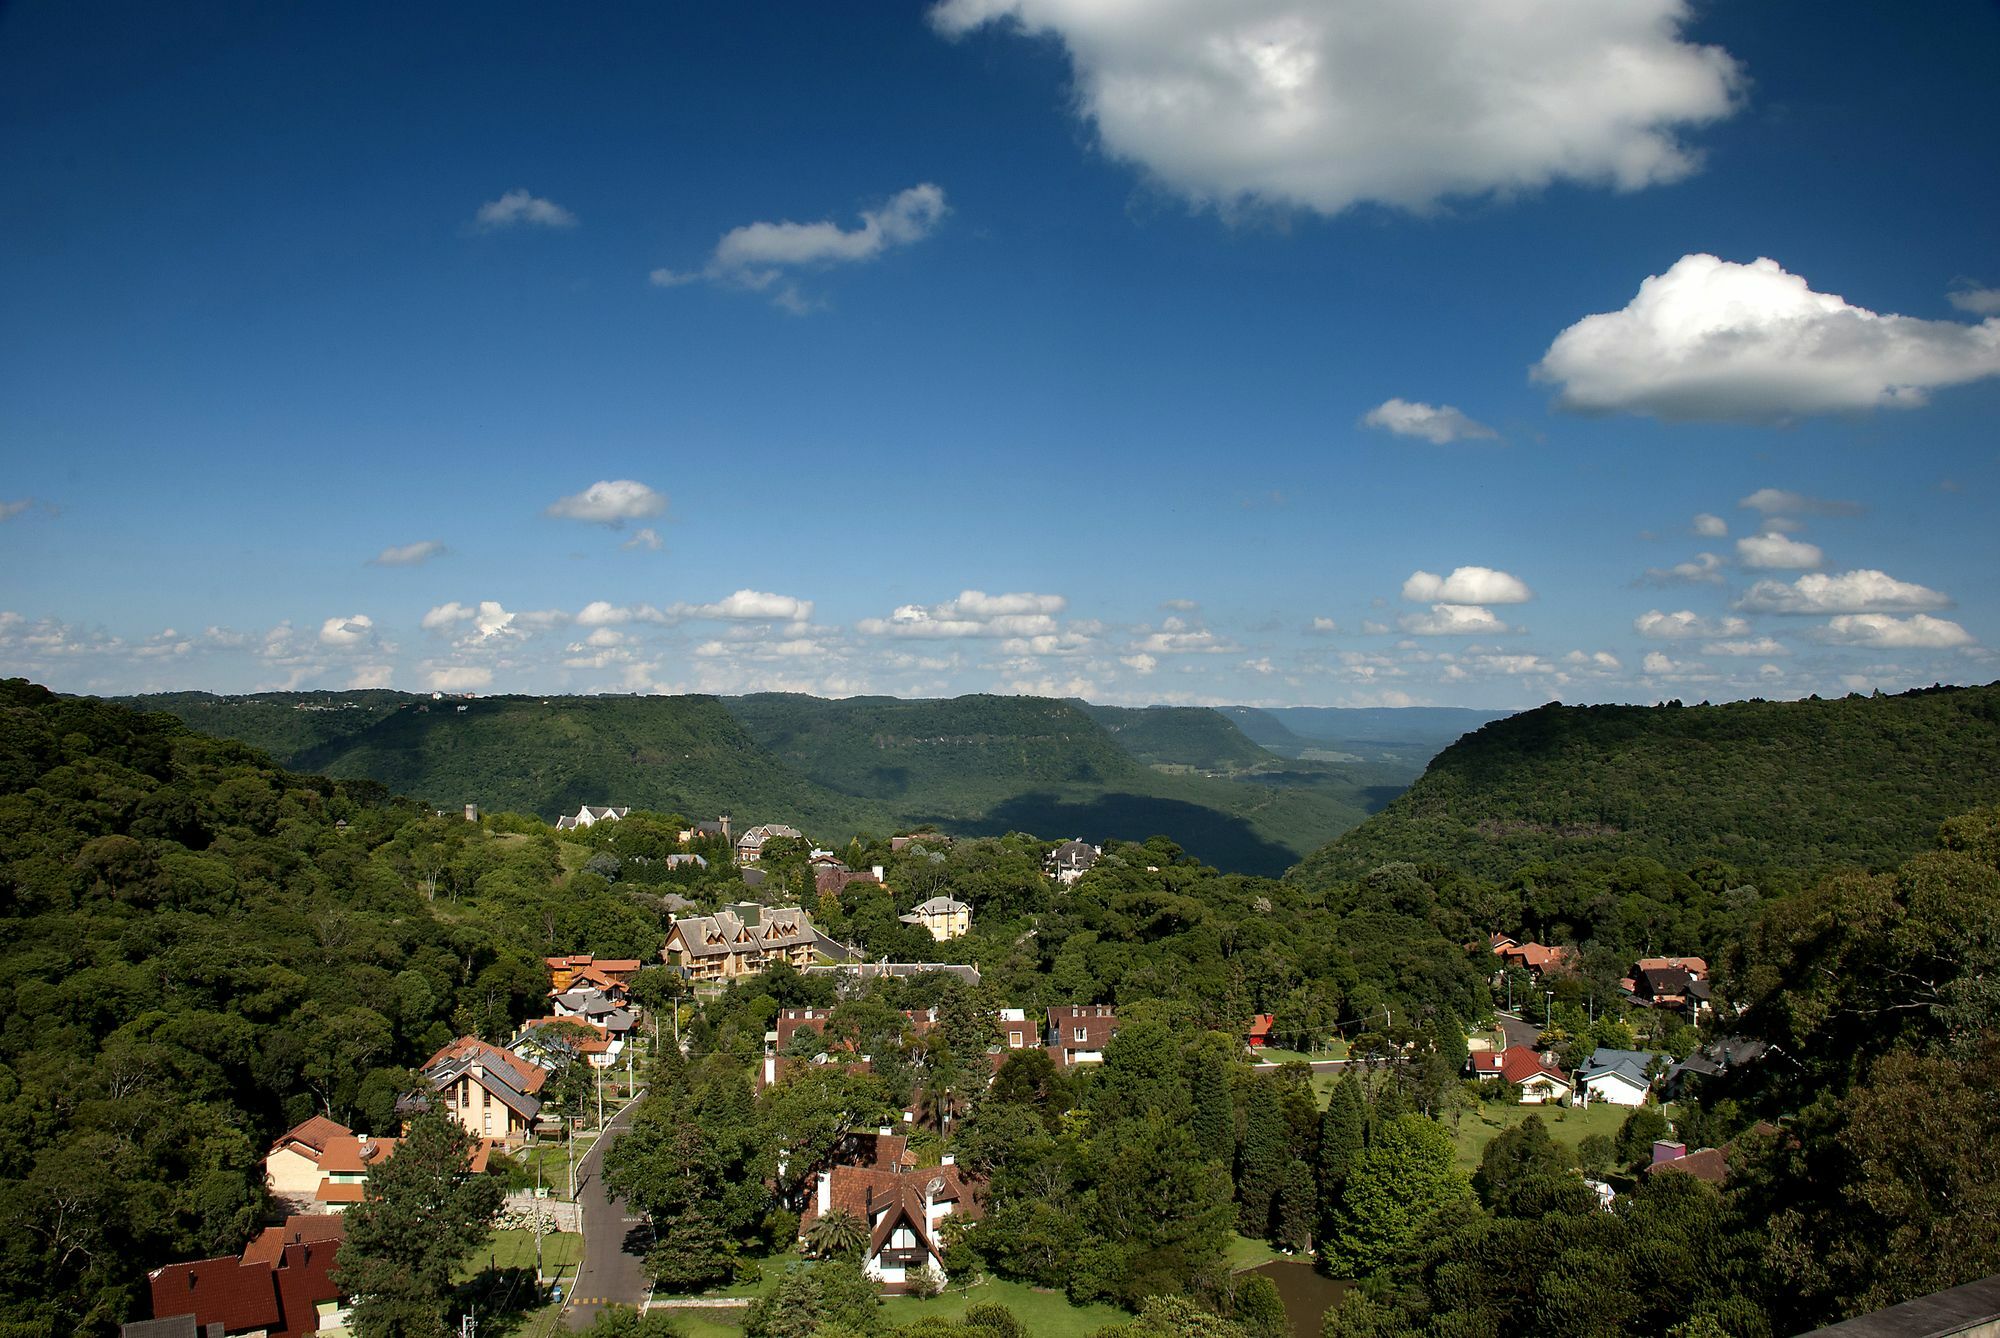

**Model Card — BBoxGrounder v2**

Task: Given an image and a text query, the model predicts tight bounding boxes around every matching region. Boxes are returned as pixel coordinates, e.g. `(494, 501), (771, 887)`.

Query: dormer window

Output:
(1074, 1026), (1087, 1043)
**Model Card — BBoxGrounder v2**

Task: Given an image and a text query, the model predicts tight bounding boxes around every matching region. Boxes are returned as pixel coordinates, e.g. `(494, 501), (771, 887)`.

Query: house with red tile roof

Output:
(798, 1149), (983, 1292)
(1495, 941), (1579, 978)
(1244, 1014), (1276, 1050)
(146, 1215), (346, 1337)
(1497, 1047), (1573, 1104)
(265, 1116), (353, 1212)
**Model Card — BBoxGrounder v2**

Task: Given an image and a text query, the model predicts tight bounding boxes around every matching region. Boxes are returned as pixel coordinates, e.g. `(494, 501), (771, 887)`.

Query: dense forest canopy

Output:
(1296, 682), (2000, 883)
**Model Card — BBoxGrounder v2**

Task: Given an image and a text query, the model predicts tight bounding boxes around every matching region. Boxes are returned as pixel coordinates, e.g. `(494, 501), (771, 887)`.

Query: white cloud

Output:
(931, 0), (1741, 216)
(318, 614), (376, 648)
(1362, 399), (1496, 444)
(1703, 637), (1788, 657)
(858, 590), (1064, 639)
(1949, 282), (2000, 316)
(1001, 632), (1094, 657)
(1739, 488), (1861, 517)
(1642, 552), (1726, 586)
(683, 590), (815, 622)
(427, 666), (494, 692)
(1821, 614), (1973, 649)
(1360, 620), (1390, 636)
(1563, 650), (1624, 671)
(546, 480), (668, 526)
(1736, 570), (1952, 615)
(1735, 532), (1823, 570)
(1308, 617), (1339, 634)
(1161, 598), (1200, 612)
(622, 528), (663, 552)
(1534, 254), (2000, 420)
(1402, 567), (1532, 605)
(348, 665), (396, 689)
(1399, 603), (1513, 636)
(1130, 628), (1239, 654)
(474, 189), (578, 231)
(1691, 513), (1727, 537)
(370, 539), (446, 567)
(1642, 650), (1686, 675)
(1634, 608), (1749, 640)
(653, 184), (947, 309)
(422, 602), (472, 630)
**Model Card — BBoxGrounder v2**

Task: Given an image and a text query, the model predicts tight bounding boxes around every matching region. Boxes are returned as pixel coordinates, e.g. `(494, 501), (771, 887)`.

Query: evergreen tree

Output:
(1189, 1047), (1234, 1161)
(1324, 1115), (1472, 1276)
(1274, 1159), (1317, 1253)
(1232, 1273), (1289, 1338)
(1316, 1073), (1366, 1239)
(336, 1114), (503, 1338)
(1235, 1079), (1287, 1239)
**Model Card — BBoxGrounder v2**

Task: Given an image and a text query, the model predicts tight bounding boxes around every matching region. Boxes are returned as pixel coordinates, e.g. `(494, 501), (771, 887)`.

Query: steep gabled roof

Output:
(1498, 1047), (1570, 1087)
(268, 1115), (351, 1159)
(147, 1257), (281, 1333)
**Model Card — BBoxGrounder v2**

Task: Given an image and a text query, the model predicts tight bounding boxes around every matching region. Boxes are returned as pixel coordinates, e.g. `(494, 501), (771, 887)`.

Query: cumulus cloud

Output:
(1736, 533), (1823, 570)
(1736, 570), (1952, 615)
(1399, 604), (1514, 636)
(1634, 609), (1749, 640)
(1534, 254), (2000, 420)
(348, 665), (396, 689)
(1362, 399), (1496, 444)
(858, 590), (1065, 639)
(1821, 614), (1974, 649)
(931, 0), (1741, 216)
(546, 480), (668, 527)
(1564, 650), (1624, 671)
(474, 189), (578, 230)
(1703, 637), (1788, 657)
(370, 539), (446, 567)
(1949, 282), (2000, 317)
(318, 614), (376, 648)
(427, 666), (494, 692)
(1692, 513), (1727, 537)
(1130, 627), (1240, 654)
(652, 184), (946, 309)
(1402, 567), (1532, 605)
(1642, 552), (1726, 586)
(1739, 488), (1861, 517)
(680, 590), (814, 622)
(622, 528), (663, 552)
(1308, 617), (1339, 634)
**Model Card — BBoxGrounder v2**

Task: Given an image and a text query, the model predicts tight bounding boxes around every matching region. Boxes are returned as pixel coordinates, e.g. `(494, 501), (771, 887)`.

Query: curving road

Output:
(563, 1093), (650, 1330)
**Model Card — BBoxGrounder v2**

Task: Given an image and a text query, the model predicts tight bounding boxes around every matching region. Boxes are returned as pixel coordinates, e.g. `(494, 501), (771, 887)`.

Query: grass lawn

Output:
(883, 1276), (1128, 1336)
(1448, 1101), (1643, 1170)
(1252, 1042), (1350, 1066)
(1225, 1233), (1284, 1272)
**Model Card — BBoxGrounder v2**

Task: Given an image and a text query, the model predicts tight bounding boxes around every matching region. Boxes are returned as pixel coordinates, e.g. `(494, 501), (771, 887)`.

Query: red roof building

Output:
(148, 1215), (346, 1337)
(1244, 1014), (1276, 1048)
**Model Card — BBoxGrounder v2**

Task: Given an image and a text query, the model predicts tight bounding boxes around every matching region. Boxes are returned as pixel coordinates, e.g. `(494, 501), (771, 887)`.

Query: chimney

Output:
(873, 865), (885, 881)
(1652, 1140), (1687, 1166)
(817, 1170), (832, 1217)
(940, 1153), (955, 1166)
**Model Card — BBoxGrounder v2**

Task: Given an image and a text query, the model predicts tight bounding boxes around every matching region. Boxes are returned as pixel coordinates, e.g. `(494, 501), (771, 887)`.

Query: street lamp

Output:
(1545, 990), (1555, 1027)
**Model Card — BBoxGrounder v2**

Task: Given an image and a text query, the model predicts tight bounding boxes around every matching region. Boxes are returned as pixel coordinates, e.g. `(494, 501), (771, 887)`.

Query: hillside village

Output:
(128, 794), (1772, 1336)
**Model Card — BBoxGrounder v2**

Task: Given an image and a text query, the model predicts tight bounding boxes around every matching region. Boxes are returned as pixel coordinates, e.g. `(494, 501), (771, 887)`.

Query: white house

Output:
(1575, 1047), (1663, 1107)
(554, 804), (630, 832)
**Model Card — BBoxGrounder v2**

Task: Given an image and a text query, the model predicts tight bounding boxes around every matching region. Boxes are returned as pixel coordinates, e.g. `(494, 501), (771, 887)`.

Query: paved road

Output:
(1495, 1010), (1545, 1051)
(563, 1094), (650, 1330)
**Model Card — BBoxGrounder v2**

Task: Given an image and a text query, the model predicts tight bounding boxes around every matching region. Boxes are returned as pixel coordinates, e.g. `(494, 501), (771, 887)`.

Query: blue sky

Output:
(3, 0), (1997, 707)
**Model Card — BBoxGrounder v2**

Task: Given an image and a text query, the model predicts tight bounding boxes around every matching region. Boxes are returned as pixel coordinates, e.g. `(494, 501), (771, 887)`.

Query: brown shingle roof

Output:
(269, 1115), (351, 1159)
(147, 1257), (281, 1333)
(241, 1215), (345, 1268)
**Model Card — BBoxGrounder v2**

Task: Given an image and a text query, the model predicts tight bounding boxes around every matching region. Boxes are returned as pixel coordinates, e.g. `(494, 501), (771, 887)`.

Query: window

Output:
(1008, 1031), (1023, 1047)
(1074, 1027), (1087, 1043)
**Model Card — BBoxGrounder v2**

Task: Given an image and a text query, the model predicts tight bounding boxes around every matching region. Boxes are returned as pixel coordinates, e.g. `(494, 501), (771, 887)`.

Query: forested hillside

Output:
(1072, 702), (1279, 773)
(1295, 683), (2000, 884)
(0, 680), (679, 1334)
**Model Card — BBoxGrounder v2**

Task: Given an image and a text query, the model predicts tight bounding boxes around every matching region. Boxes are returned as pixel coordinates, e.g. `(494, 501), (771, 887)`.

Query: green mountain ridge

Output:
(113, 690), (1430, 875)
(1292, 681), (2000, 884)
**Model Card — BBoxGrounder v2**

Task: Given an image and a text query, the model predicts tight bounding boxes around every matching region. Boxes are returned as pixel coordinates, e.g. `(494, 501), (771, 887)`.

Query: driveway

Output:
(563, 1093), (650, 1330)
(1495, 1010), (1545, 1051)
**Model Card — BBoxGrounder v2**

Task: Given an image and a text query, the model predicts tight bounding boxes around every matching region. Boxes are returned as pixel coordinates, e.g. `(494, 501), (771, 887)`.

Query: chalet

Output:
(661, 905), (819, 984)
(405, 1036), (545, 1144)
(890, 832), (952, 853)
(1498, 1047), (1572, 1104)
(311, 1133), (399, 1206)
(144, 1215), (346, 1338)
(515, 1014), (626, 1069)
(1244, 1014), (1276, 1050)
(799, 1149), (982, 1292)
(544, 954), (642, 994)
(264, 1116), (352, 1213)
(1575, 1048), (1664, 1107)
(817, 863), (886, 896)
(1046, 839), (1101, 886)
(679, 816), (733, 845)
(1047, 1005), (1120, 1067)
(1494, 941), (1578, 978)
(899, 895), (971, 941)
(736, 823), (805, 864)
(553, 803), (629, 832)
(1628, 956), (1713, 1015)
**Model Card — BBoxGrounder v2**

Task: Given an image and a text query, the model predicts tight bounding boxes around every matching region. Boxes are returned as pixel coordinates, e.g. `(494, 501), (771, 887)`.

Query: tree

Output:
(741, 1259), (884, 1338)
(1233, 1272), (1288, 1338)
(1614, 1105), (1672, 1168)
(1316, 1073), (1366, 1241)
(336, 1113), (503, 1338)
(1473, 1114), (1578, 1218)
(805, 1207), (868, 1260)
(1235, 1079), (1286, 1239)
(579, 1306), (686, 1337)
(1323, 1115), (1473, 1276)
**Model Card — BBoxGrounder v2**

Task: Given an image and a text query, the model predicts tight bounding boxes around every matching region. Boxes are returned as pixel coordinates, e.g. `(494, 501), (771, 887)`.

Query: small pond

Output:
(1245, 1259), (1353, 1338)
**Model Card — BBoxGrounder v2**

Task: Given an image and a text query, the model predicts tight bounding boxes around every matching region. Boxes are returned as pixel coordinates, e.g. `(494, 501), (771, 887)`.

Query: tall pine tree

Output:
(1317, 1072), (1366, 1243)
